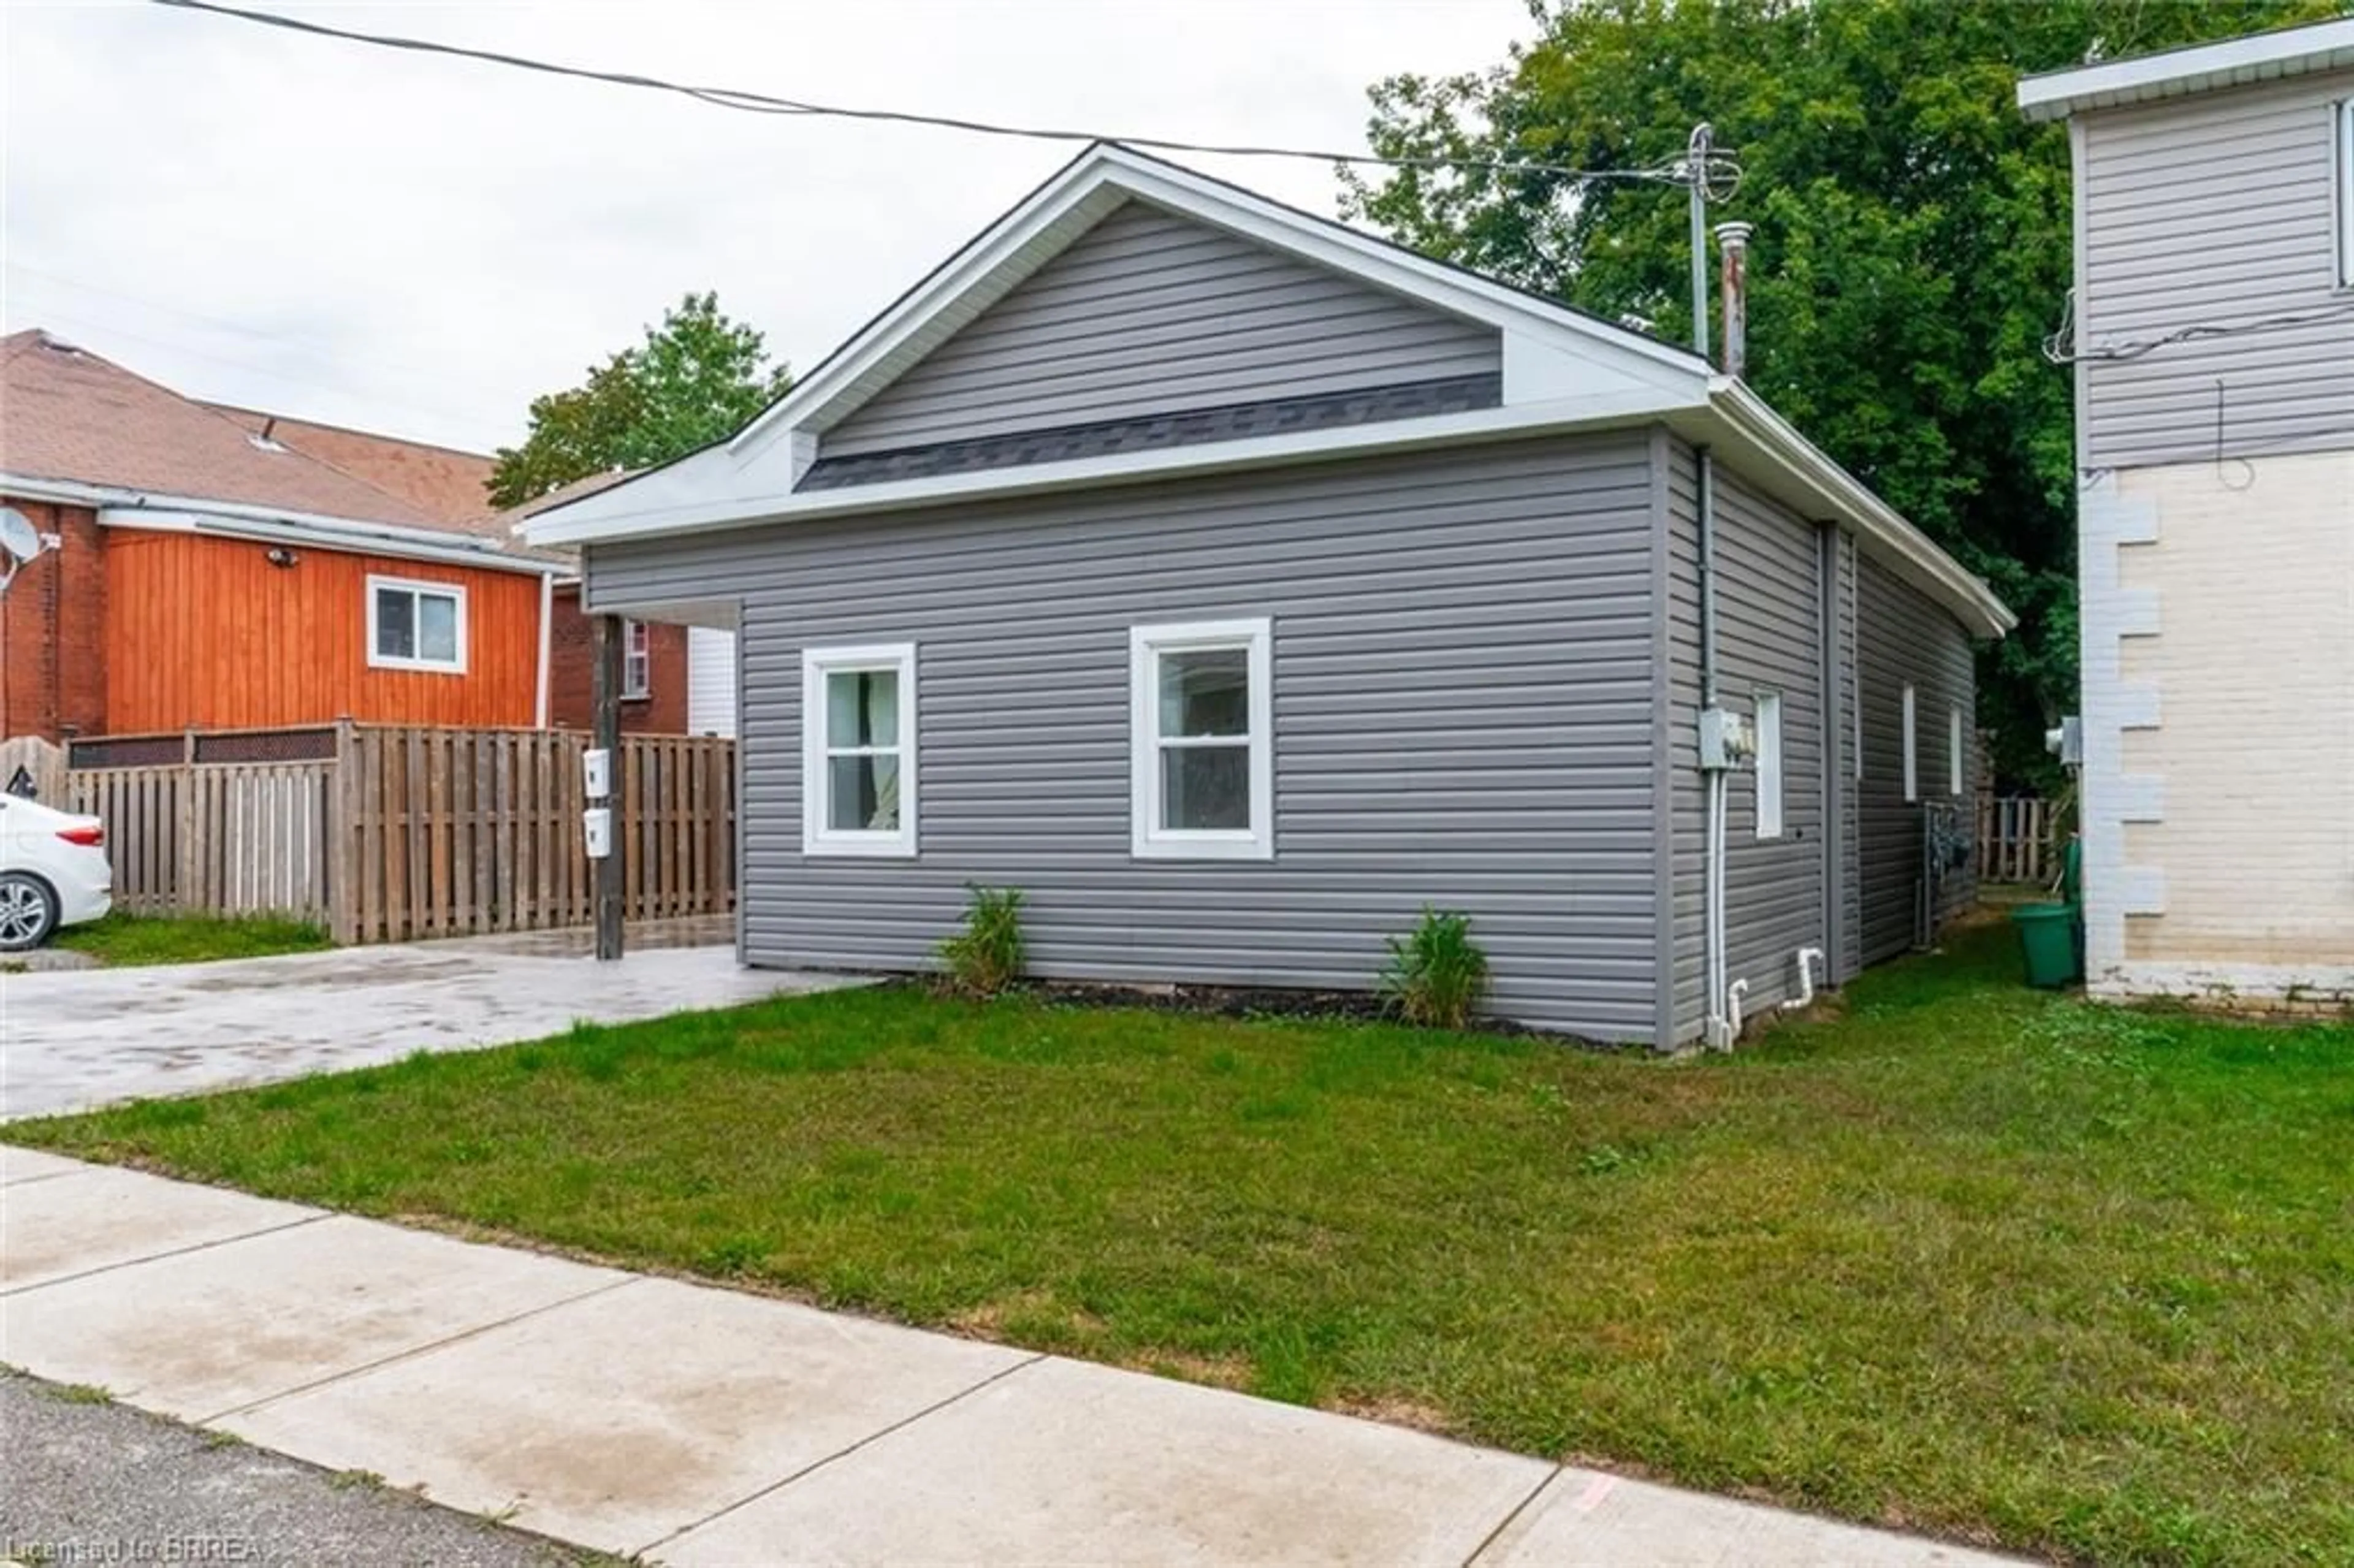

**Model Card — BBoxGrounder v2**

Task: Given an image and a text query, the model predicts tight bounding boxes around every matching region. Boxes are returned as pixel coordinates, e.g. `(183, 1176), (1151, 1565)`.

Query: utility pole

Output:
(1686, 122), (1713, 360)
(590, 613), (625, 961)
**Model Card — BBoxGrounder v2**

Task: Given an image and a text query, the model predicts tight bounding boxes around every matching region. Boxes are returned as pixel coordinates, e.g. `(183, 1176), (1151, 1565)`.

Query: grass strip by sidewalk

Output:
(12, 923), (2353, 1566)
(52, 913), (332, 967)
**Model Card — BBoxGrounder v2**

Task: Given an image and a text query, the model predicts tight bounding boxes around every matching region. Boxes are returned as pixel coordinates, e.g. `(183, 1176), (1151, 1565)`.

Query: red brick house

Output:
(0, 329), (733, 743)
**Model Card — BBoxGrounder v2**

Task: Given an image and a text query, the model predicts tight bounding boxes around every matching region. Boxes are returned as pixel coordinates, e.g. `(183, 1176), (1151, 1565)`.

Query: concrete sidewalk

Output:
(0, 1149), (2027, 1567)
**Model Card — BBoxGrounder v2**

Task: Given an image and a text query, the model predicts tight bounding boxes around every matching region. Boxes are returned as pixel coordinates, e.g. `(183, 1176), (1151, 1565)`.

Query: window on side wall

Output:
(1754, 690), (1784, 840)
(1949, 704), (1967, 797)
(1901, 683), (1919, 804)
(368, 576), (466, 673)
(622, 620), (652, 700)
(1130, 618), (1272, 860)
(2337, 99), (2354, 287)
(802, 643), (916, 858)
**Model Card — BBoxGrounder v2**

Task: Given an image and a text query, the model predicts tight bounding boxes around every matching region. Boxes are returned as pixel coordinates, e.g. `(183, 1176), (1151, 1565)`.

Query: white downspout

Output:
(533, 572), (554, 728)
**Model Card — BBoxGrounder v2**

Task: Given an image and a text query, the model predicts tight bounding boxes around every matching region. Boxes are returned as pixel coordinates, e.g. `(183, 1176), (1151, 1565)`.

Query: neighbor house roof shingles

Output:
(203, 403), (500, 528)
(0, 329), (443, 526)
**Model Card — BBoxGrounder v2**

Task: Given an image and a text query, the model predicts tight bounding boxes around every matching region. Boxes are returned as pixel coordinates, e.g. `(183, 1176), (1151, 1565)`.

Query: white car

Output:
(0, 793), (113, 951)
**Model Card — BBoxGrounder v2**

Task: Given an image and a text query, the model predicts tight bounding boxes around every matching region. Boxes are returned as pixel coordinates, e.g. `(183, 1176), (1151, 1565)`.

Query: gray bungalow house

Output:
(526, 144), (2012, 1048)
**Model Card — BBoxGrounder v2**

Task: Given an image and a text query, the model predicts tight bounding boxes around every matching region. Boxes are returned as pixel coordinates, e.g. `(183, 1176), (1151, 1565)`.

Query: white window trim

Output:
(1130, 617), (1273, 861)
(622, 619), (652, 701)
(2336, 99), (2353, 290)
(1753, 689), (1785, 840)
(1901, 683), (1919, 804)
(365, 573), (468, 674)
(801, 642), (917, 858)
(1949, 704), (1967, 797)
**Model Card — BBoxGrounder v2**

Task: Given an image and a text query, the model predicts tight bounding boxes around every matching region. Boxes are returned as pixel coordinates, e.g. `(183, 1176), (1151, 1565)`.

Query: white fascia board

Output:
(1694, 381), (2016, 638)
(2017, 18), (2354, 122)
(94, 506), (558, 576)
(525, 384), (1697, 548)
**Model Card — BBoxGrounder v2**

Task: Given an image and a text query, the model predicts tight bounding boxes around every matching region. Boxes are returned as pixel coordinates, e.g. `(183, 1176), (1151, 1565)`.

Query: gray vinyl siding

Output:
(2078, 72), (2354, 469)
(1856, 555), (1977, 965)
(820, 199), (1501, 459)
(1662, 447), (1829, 1038)
(588, 434), (1663, 1041)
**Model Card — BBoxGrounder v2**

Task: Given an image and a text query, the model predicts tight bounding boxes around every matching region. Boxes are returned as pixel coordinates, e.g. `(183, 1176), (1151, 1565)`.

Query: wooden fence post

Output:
(329, 716), (359, 944)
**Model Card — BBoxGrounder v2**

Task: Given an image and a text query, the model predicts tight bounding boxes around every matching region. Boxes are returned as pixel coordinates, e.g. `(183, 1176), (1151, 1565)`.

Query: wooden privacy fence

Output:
(1977, 793), (2059, 885)
(48, 723), (734, 943)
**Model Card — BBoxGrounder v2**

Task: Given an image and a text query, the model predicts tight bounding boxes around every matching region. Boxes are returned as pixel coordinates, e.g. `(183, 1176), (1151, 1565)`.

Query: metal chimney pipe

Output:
(1714, 221), (1754, 379)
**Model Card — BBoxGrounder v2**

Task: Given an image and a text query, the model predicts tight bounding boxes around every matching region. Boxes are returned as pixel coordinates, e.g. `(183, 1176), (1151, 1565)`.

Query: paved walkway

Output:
(1, 1151), (2028, 1567)
(0, 933), (852, 1121)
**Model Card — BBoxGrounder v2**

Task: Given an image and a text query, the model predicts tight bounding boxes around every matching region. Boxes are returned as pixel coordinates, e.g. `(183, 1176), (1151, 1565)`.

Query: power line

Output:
(4, 261), (471, 390)
(2043, 287), (2354, 365)
(148, 0), (1740, 196)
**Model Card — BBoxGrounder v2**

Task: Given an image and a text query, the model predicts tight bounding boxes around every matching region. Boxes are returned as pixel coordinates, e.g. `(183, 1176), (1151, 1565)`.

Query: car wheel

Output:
(0, 872), (59, 951)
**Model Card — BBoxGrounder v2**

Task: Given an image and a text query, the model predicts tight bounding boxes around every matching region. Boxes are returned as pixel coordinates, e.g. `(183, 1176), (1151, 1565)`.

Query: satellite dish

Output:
(0, 508), (42, 596)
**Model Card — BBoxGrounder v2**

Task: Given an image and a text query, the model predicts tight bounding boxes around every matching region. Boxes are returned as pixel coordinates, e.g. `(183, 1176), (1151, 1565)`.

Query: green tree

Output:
(489, 292), (793, 508)
(1347, 0), (2337, 785)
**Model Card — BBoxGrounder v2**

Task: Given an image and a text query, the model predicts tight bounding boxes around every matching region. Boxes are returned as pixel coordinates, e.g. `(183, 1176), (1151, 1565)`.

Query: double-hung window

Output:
(802, 642), (916, 857)
(1753, 690), (1785, 840)
(367, 575), (466, 673)
(1130, 617), (1272, 859)
(622, 620), (652, 700)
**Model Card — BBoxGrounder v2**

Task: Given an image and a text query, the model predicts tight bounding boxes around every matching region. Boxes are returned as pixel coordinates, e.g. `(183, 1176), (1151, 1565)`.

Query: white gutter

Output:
(1697, 381), (2016, 637)
(5, 472), (558, 576)
(2017, 17), (2354, 123)
(533, 572), (554, 728)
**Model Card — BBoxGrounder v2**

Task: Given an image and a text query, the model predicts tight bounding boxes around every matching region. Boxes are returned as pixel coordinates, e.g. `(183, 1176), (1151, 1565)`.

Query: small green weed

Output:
(939, 884), (1026, 995)
(1377, 907), (1490, 1029)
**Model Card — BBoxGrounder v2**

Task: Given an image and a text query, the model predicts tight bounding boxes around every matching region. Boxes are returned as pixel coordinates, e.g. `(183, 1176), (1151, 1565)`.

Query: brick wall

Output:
(546, 583), (690, 734)
(0, 499), (107, 742)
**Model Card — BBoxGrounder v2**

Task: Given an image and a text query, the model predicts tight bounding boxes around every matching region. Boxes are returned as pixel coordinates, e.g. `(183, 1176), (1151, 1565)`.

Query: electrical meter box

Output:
(583, 807), (612, 860)
(1699, 707), (1755, 771)
(582, 747), (611, 798)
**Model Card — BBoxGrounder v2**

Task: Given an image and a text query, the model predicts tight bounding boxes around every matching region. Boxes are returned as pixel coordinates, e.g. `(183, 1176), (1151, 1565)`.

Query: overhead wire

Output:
(148, 0), (1740, 197)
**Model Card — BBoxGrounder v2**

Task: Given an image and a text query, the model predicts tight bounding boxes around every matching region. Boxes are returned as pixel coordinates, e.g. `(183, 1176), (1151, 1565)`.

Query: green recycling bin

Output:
(2014, 902), (2080, 988)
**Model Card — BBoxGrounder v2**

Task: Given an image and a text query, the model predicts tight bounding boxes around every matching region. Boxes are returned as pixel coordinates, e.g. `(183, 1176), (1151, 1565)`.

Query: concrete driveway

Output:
(0, 932), (855, 1121)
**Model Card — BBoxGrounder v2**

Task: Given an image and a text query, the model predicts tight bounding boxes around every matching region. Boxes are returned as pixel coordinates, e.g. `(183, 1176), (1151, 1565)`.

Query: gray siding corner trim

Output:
(1647, 424), (1680, 1049)
(821, 198), (1503, 459)
(2078, 71), (2354, 468)
(799, 374), (1503, 490)
(592, 433), (1664, 1042)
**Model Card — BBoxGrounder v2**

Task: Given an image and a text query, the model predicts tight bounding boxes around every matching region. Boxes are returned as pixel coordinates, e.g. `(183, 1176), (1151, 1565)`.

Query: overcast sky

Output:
(2, 0), (1531, 455)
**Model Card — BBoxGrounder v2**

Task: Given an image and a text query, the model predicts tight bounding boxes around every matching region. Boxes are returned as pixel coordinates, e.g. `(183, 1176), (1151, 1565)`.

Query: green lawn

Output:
(13, 923), (2353, 1565)
(51, 912), (332, 967)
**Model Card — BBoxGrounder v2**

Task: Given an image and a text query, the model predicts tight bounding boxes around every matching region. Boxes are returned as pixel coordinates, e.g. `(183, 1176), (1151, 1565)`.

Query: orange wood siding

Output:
(104, 530), (544, 732)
